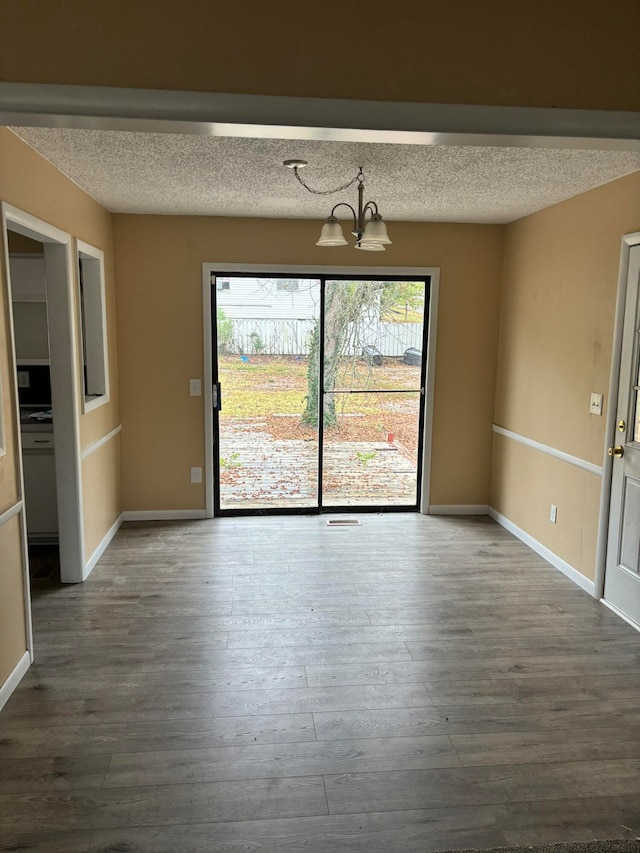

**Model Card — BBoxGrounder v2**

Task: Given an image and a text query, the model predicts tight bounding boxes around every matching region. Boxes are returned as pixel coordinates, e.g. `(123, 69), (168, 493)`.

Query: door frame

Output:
(202, 263), (440, 518)
(1, 203), (86, 594)
(595, 231), (640, 603)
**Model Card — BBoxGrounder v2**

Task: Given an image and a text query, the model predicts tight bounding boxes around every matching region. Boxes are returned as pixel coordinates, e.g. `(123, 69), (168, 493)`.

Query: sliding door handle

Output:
(212, 383), (222, 411)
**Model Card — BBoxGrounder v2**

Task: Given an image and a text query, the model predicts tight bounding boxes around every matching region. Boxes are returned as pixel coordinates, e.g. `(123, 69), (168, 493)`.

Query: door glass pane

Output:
(322, 391), (422, 507)
(323, 280), (425, 392)
(215, 276), (320, 510)
(322, 279), (426, 507)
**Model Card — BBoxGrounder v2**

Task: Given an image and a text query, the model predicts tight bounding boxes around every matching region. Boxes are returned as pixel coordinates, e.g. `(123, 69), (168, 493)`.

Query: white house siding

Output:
(213, 275), (423, 357)
(214, 276), (320, 320)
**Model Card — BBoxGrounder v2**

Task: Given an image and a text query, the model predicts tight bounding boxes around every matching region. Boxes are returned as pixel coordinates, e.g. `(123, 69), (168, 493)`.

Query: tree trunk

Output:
(321, 283), (343, 427)
(301, 322), (320, 426)
(302, 280), (379, 427)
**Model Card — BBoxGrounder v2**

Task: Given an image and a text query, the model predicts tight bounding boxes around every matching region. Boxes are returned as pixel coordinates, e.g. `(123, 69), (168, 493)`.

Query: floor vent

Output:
(325, 518), (361, 526)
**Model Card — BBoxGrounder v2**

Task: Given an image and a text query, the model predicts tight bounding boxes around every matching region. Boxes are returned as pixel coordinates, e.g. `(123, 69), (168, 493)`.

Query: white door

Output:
(604, 243), (640, 625)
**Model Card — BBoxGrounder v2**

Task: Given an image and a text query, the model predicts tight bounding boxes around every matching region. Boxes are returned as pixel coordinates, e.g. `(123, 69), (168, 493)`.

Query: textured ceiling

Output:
(11, 127), (640, 224)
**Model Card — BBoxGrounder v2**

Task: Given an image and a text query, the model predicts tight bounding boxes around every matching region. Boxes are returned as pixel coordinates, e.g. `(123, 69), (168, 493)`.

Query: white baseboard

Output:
(122, 509), (208, 521)
(83, 512), (123, 579)
(488, 507), (595, 596)
(429, 504), (489, 515)
(0, 650), (30, 713)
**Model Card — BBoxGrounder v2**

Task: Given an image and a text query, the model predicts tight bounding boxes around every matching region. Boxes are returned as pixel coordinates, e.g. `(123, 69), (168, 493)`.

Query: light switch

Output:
(589, 392), (603, 416)
(189, 379), (202, 397)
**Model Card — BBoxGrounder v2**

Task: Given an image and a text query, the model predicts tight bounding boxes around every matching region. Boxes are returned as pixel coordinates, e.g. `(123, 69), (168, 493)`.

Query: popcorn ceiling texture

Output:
(11, 128), (640, 223)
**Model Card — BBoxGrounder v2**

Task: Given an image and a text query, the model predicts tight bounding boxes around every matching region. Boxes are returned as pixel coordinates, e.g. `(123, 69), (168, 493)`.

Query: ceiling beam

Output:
(1, 84), (639, 152)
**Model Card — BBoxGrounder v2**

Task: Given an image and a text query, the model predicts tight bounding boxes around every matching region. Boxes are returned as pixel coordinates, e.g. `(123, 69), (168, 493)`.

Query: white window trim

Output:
(76, 240), (110, 414)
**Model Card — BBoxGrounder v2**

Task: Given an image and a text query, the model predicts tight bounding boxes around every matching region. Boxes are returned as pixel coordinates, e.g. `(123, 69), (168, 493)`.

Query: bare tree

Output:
(302, 280), (383, 427)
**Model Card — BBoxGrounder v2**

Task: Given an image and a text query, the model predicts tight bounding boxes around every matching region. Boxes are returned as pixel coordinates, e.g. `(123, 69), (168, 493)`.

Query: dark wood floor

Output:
(2, 513), (640, 852)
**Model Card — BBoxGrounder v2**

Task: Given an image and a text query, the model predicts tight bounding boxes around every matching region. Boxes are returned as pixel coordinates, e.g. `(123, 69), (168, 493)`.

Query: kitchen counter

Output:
(20, 406), (53, 433)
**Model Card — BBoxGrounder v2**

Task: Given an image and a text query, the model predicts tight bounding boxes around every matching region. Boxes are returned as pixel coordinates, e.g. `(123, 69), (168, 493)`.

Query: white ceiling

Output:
(11, 127), (640, 224)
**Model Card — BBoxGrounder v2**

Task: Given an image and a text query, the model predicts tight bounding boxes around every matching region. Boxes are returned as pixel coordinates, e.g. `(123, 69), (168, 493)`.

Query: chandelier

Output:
(283, 160), (392, 251)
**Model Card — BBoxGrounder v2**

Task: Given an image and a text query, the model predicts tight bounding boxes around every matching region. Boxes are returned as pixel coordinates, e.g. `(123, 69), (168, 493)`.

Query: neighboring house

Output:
(214, 276), (423, 356)
(215, 277), (319, 321)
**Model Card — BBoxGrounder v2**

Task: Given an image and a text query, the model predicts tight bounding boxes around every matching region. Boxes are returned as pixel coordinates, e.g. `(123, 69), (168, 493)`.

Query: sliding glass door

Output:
(213, 275), (321, 511)
(212, 273), (428, 514)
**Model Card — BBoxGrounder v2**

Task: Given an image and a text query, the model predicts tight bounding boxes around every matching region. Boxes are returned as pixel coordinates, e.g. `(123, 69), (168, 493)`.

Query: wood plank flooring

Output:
(1, 513), (640, 852)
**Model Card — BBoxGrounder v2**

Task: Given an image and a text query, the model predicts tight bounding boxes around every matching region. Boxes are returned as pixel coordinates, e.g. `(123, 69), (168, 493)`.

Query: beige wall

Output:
(491, 435), (602, 581)
(0, 516), (27, 684)
(492, 171), (640, 580)
(0, 130), (120, 450)
(0, 128), (121, 694)
(113, 215), (504, 512)
(82, 433), (121, 557)
(1, 1), (638, 111)
(7, 233), (42, 253)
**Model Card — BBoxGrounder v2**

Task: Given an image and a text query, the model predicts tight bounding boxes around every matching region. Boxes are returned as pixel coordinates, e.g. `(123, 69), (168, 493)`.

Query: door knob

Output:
(608, 445), (624, 458)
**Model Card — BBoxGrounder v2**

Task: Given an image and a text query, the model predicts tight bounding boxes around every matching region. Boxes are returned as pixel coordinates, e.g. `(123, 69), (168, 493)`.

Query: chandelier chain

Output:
(293, 166), (362, 196)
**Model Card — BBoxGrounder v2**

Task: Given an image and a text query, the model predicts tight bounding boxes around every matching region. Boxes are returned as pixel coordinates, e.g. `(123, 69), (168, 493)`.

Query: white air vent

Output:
(325, 519), (361, 526)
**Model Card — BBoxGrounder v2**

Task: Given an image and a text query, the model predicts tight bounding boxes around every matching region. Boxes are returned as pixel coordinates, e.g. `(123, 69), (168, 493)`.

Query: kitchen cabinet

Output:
(10, 255), (50, 362)
(9, 256), (46, 302)
(22, 432), (58, 539)
(13, 302), (50, 361)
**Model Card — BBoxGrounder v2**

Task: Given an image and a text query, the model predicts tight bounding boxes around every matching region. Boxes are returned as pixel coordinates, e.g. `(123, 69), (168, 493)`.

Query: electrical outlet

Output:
(589, 392), (603, 416)
(550, 504), (557, 524)
(189, 378), (202, 396)
(190, 466), (202, 484)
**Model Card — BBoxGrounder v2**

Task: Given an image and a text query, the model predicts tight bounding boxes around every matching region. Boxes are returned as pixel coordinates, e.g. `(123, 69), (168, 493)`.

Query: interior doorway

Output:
(7, 231), (60, 585)
(1, 203), (85, 588)
(604, 240), (640, 626)
(208, 271), (430, 515)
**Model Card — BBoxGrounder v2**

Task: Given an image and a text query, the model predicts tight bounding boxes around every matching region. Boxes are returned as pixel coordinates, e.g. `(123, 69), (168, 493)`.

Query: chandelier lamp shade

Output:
(283, 160), (392, 251)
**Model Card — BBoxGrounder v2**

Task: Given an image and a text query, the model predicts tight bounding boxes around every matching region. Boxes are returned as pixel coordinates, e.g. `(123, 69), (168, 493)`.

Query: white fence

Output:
(361, 322), (423, 357)
(220, 318), (422, 357)
(222, 318), (315, 356)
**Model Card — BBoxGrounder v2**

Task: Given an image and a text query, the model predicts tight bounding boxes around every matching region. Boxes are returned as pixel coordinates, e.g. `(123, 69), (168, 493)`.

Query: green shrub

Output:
(217, 308), (234, 353)
(249, 330), (265, 353)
